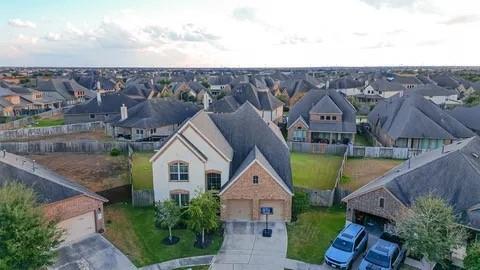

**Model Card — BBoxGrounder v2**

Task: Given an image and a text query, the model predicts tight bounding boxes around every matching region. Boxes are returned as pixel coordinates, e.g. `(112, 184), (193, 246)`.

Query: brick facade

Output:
(287, 120), (310, 142)
(220, 162), (292, 222)
(345, 188), (408, 224)
(43, 195), (105, 232)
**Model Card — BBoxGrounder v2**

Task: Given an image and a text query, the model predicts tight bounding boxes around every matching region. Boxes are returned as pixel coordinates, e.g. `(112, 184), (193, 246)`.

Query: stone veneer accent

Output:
(220, 162), (292, 222)
(345, 188), (408, 223)
(43, 195), (105, 232)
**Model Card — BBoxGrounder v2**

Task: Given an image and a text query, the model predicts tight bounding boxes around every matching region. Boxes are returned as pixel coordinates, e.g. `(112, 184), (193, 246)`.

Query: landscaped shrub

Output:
(465, 242), (480, 270)
(292, 190), (310, 221)
(110, 148), (121, 156)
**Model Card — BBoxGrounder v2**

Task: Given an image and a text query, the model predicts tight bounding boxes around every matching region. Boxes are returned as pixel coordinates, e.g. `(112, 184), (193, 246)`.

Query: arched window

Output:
(206, 172), (221, 191)
(169, 161), (189, 181)
(170, 190), (190, 206)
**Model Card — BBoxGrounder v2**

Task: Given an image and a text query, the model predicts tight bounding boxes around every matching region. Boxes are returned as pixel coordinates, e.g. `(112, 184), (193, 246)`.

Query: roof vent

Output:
(472, 153), (479, 159)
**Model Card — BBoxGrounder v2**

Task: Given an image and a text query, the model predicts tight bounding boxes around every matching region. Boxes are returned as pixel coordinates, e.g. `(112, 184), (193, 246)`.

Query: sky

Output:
(1, 0), (480, 67)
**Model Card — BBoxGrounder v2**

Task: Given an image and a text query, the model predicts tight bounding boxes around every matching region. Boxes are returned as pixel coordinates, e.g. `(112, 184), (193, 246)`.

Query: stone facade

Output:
(220, 162), (292, 222)
(345, 188), (408, 224)
(43, 195), (105, 232)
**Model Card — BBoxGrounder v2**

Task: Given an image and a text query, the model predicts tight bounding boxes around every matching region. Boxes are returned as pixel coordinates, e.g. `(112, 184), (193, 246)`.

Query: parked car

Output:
(358, 232), (406, 270)
(324, 223), (368, 269)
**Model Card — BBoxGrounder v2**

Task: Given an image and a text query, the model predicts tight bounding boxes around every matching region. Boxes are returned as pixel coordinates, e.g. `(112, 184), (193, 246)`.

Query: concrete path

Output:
(211, 221), (288, 270)
(141, 255), (214, 270)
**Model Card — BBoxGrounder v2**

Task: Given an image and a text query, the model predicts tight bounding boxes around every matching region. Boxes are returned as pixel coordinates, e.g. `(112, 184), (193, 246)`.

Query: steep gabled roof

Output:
(309, 95), (342, 114)
(209, 103), (293, 191)
(343, 137), (480, 230)
(65, 92), (138, 115)
(368, 93), (474, 140)
(413, 84), (458, 97)
(288, 89), (356, 133)
(448, 105), (480, 133)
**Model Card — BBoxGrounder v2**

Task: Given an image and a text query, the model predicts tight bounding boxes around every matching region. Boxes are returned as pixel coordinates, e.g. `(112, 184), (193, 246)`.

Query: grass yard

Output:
(340, 158), (403, 192)
(287, 206), (346, 264)
(291, 152), (342, 190)
(104, 203), (223, 267)
(33, 117), (65, 127)
(132, 152), (154, 190)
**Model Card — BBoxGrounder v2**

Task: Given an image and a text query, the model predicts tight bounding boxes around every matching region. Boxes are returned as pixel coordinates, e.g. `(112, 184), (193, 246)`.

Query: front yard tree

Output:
(465, 242), (480, 270)
(187, 191), (219, 248)
(397, 195), (466, 269)
(0, 182), (63, 270)
(155, 200), (182, 244)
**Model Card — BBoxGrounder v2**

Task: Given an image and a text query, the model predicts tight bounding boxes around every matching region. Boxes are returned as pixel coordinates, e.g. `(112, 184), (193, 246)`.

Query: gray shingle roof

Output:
(448, 105), (480, 134)
(110, 99), (200, 129)
(369, 93), (475, 140)
(344, 137), (480, 230)
(36, 78), (94, 100)
(413, 84), (458, 97)
(65, 93), (138, 115)
(0, 152), (107, 204)
(209, 103), (292, 191)
(288, 89), (356, 133)
(309, 95), (342, 114)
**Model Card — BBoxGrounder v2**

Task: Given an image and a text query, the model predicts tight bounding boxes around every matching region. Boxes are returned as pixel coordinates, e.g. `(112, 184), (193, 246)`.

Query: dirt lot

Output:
(28, 153), (129, 191)
(340, 158), (403, 192)
(10, 130), (112, 142)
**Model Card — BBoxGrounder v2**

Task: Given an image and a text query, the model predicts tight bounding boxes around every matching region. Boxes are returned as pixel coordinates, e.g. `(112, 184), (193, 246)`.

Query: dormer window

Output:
(320, 115), (325, 120)
(332, 116), (337, 121)
(326, 116), (331, 120)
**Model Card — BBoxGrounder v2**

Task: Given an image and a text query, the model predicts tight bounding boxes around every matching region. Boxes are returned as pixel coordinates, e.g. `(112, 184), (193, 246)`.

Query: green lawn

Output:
(287, 207), (346, 264)
(104, 203), (223, 267)
(291, 152), (342, 190)
(132, 152), (154, 190)
(33, 118), (64, 127)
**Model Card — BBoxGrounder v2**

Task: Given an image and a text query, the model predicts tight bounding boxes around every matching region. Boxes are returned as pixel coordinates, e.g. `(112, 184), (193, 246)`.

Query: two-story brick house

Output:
(287, 89), (357, 144)
(150, 102), (293, 221)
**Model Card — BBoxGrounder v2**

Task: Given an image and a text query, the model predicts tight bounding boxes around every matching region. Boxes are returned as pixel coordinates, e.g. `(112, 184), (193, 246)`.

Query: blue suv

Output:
(325, 223), (368, 269)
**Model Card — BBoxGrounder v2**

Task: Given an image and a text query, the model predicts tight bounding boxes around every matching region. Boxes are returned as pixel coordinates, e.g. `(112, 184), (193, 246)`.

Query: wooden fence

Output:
(132, 189), (155, 207)
(0, 108), (64, 130)
(96, 184), (132, 205)
(288, 142), (347, 155)
(0, 140), (163, 154)
(0, 121), (105, 141)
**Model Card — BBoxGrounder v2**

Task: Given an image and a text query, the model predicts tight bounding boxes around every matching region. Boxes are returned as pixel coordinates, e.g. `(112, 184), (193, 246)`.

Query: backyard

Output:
(287, 206), (345, 264)
(290, 152), (342, 190)
(104, 203), (223, 267)
(28, 153), (129, 191)
(340, 157), (403, 191)
(132, 152), (154, 190)
(32, 116), (65, 127)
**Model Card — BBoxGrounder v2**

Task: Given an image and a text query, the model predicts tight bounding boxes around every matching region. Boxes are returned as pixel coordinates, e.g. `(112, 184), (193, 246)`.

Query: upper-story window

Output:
(253, 175), (259, 184)
(332, 116), (337, 121)
(169, 162), (189, 181)
(207, 172), (221, 191)
(320, 115), (325, 120)
(379, 197), (385, 208)
(326, 116), (331, 120)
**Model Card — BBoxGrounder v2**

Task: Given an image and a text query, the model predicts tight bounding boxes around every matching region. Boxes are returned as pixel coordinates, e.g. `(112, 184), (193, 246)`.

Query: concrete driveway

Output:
(211, 221), (287, 270)
(49, 234), (136, 270)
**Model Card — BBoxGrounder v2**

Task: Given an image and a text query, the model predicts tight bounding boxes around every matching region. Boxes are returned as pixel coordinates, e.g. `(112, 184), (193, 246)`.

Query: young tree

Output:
(0, 182), (63, 270)
(187, 192), (219, 248)
(465, 242), (480, 270)
(155, 200), (182, 244)
(396, 195), (466, 269)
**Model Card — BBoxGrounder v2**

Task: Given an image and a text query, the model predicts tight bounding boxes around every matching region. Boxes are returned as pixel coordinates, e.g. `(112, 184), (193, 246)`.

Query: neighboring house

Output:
(279, 79), (318, 106)
(35, 78), (95, 105)
(208, 75), (233, 98)
(448, 105), (480, 135)
(327, 77), (365, 96)
(150, 102), (293, 221)
(0, 151), (107, 245)
(362, 79), (406, 99)
(368, 93), (475, 149)
(108, 99), (200, 141)
(169, 81), (212, 105)
(412, 84), (460, 106)
(287, 89), (357, 144)
(64, 92), (138, 124)
(210, 83), (284, 123)
(391, 75), (423, 89)
(0, 85), (19, 116)
(121, 80), (159, 101)
(342, 136), (480, 234)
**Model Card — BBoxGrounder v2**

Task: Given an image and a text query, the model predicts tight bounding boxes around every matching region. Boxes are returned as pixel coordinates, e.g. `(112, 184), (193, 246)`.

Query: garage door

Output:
(259, 200), (284, 221)
(226, 199), (252, 220)
(57, 211), (95, 245)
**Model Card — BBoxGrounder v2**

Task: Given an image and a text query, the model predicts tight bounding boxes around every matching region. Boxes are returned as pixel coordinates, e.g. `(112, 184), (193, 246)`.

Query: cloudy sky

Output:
(1, 0), (479, 67)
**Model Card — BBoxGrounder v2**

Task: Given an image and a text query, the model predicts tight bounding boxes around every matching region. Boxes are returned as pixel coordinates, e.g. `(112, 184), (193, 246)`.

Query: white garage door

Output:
(259, 200), (284, 221)
(226, 199), (253, 220)
(57, 211), (95, 245)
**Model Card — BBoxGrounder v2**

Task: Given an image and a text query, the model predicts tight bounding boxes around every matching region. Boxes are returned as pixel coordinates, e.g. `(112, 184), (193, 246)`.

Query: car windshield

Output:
(332, 238), (353, 252)
(365, 250), (390, 268)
